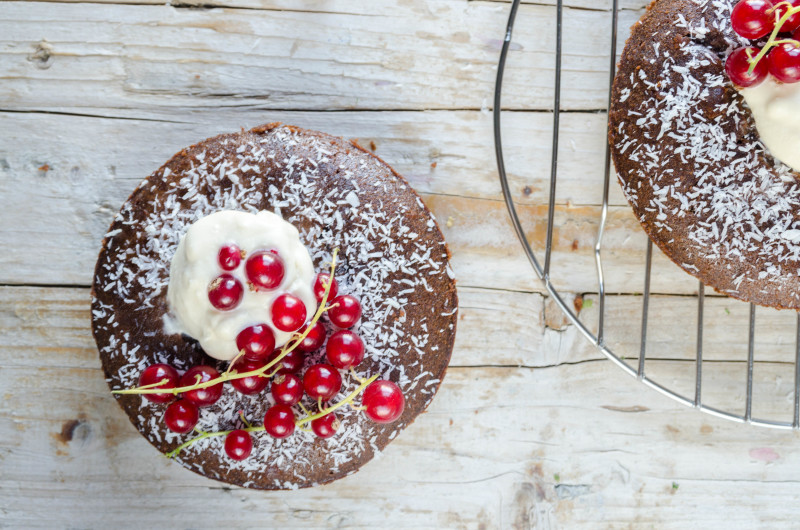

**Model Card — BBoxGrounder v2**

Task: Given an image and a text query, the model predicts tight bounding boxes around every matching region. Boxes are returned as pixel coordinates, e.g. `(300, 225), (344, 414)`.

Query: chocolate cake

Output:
(91, 124), (458, 489)
(609, 0), (800, 309)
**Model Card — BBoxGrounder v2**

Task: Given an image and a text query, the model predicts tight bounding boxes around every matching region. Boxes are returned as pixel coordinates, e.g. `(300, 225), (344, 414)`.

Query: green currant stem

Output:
(165, 373), (378, 458)
(295, 374), (379, 427)
(165, 425), (265, 459)
(747, 6), (800, 75)
(224, 349), (246, 377)
(239, 411), (252, 429)
(113, 249), (340, 397)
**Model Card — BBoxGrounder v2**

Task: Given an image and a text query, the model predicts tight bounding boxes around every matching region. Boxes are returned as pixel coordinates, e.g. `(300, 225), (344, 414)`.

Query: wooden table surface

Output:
(3, 0), (800, 527)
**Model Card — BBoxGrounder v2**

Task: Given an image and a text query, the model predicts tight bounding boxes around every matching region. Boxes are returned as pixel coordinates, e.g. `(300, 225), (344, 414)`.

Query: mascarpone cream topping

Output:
(741, 77), (800, 173)
(166, 210), (316, 361)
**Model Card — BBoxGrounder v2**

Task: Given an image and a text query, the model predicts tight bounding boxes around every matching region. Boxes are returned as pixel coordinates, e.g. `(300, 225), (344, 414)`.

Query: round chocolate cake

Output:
(609, 0), (800, 309)
(91, 123), (458, 489)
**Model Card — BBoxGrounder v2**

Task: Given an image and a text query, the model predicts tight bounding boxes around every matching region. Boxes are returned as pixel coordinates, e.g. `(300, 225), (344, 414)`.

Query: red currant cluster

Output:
(726, 0), (800, 87)
(123, 248), (405, 461)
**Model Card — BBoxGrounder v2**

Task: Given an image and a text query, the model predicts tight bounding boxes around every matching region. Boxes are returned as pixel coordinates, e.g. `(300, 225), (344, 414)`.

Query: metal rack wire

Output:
(493, 0), (800, 430)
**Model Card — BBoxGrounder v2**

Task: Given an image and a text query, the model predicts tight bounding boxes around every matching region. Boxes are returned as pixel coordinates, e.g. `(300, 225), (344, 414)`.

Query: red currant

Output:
(731, 0), (776, 39)
(208, 274), (244, 311)
(218, 244), (242, 271)
(327, 295), (362, 328)
(325, 330), (365, 370)
(271, 373), (304, 406)
(164, 399), (199, 433)
(224, 429), (253, 461)
(271, 293), (307, 332)
(268, 348), (304, 374)
(311, 413), (340, 438)
(768, 41), (800, 82)
(236, 324), (276, 362)
(179, 365), (223, 407)
(263, 404), (296, 438)
(726, 47), (769, 87)
(794, 26), (800, 40)
(775, 0), (800, 32)
(303, 364), (342, 401)
(245, 250), (285, 290)
(138, 363), (179, 403)
(297, 321), (326, 353)
(230, 359), (269, 395)
(313, 272), (339, 302)
(362, 380), (405, 424)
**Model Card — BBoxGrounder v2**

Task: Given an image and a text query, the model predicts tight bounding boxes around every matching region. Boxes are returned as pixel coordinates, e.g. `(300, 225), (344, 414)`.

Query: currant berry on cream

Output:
(218, 244), (243, 271)
(236, 324), (276, 362)
(207, 274), (244, 311)
(245, 250), (285, 291)
(271, 293), (307, 332)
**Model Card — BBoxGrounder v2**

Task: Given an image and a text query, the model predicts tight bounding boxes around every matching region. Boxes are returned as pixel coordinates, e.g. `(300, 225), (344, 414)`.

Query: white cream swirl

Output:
(166, 210), (316, 361)
(741, 77), (800, 173)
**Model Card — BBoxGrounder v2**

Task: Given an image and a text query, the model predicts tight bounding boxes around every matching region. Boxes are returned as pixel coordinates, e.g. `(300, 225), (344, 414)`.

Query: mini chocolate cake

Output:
(91, 124), (458, 489)
(609, 0), (800, 309)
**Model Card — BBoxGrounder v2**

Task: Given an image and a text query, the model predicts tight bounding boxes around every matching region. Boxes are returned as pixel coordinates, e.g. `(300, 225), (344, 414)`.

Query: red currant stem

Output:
(298, 402), (311, 416)
(350, 405), (368, 412)
(295, 374), (379, 427)
(747, 6), (800, 75)
(238, 410), (252, 429)
(112, 249), (341, 397)
(165, 425), (265, 459)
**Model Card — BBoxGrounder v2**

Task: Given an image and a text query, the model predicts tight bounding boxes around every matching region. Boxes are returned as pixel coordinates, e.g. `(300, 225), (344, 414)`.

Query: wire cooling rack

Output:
(493, 0), (800, 430)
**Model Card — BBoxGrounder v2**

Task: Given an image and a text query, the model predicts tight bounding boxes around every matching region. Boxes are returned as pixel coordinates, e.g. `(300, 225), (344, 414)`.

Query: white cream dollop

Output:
(166, 210), (316, 361)
(741, 77), (800, 173)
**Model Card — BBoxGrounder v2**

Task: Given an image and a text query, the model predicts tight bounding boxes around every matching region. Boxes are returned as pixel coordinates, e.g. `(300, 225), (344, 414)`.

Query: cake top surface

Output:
(610, 0), (800, 308)
(91, 123), (458, 489)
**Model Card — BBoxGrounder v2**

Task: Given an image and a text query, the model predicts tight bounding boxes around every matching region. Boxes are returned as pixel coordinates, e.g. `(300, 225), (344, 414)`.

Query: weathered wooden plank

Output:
(0, 285), (557, 368)
(25, 0), (652, 11)
(0, 1), (642, 112)
(0, 109), (627, 208)
(2, 109), (700, 295)
(3, 342), (800, 527)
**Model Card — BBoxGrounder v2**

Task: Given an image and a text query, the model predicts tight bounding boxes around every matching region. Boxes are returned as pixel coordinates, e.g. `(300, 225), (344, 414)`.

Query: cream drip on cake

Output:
(741, 78), (800, 173)
(166, 210), (316, 361)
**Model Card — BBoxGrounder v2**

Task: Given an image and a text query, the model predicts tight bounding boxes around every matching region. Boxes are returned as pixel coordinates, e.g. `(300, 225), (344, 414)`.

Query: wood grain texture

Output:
(0, 288), (800, 528)
(3, 287), (800, 528)
(0, 1), (643, 112)
(3, 0), (800, 526)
